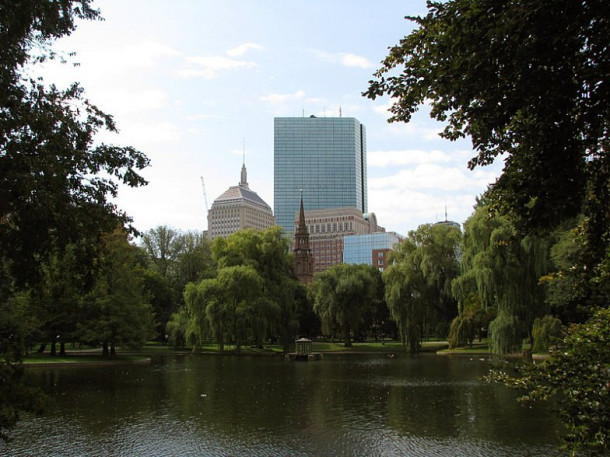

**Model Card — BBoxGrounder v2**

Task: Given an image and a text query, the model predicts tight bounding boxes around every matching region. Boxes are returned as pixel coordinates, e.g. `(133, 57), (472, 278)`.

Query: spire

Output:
(298, 190), (306, 229)
(240, 163), (248, 189)
(240, 142), (249, 189)
(293, 190), (314, 284)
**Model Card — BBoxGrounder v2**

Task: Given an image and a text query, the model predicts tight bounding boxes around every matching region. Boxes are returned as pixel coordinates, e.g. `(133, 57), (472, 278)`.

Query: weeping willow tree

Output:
(383, 256), (426, 353)
(309, 263), (377, 347)
(452, 204), (551, 354)
(384, 224), (461, 353)
(183, 265), (263, 352)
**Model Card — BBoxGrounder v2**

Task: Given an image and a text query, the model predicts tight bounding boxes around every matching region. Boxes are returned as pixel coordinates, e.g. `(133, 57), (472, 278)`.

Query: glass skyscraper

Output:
(274, 116), (367, 235)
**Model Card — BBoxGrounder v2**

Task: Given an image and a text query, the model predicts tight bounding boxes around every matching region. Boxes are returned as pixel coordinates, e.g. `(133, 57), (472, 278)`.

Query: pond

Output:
(4, 353), (564, 456)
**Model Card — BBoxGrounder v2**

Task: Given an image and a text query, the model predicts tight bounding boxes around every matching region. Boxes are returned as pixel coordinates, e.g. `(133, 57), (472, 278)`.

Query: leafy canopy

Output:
(365, 0), (609, 232)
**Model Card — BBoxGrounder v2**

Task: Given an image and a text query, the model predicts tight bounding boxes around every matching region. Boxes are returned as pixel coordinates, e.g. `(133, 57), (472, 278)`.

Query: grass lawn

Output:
(23, 353), (150, 366)
(22, 339), (451, 363)
(436, 340), (491, 355)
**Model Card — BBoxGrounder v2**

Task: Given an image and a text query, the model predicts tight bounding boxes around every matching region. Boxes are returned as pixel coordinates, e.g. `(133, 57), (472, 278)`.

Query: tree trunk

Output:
(50, 341), (57, 356)
(37, 343), (47, 353)
(59, 341), (66, 356)
(343, 325), (352, 347)
(102, 341), (109, 357)
(110, 342), (116, 356)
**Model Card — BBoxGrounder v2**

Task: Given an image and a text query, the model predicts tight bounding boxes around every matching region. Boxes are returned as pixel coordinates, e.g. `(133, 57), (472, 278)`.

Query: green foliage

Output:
(309, 263), (378, 347)
(78, 229), (153, 355)
(365, 0), (609, 233)
(165, 308), (188, 348)
(368, 1), (609, 450)
(185, 265), (263, 352)
(183, 227), (297, 352)
(141, 226), (185, 279)
(531, 315), (563, 354)
(453, 205), (550, 354)
(1, 0), (148, 440)
(384, 224), (461, 352)
(139, 227), (215, 339)
(295, 282), (320, 338)
(488, 311), (523, 355)
(447, 295), (490, 349)
(487, 308), (610, 453)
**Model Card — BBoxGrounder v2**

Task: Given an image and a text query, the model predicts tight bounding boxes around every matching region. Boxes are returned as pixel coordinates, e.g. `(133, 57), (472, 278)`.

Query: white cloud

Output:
(116, 41), (182, 68)
(368, 149), (451, 167)
(177, 56), (257, 79)
(370, 164), (495, 193)
(340, 53), (372, 68)
(260, 90), (306, 104)
(314, 51), (373, 69)
(96, 88), (168, 115)
(117, 122), (182, 147)
(187, 113), (220, 121)
(227, 42), (263, 57)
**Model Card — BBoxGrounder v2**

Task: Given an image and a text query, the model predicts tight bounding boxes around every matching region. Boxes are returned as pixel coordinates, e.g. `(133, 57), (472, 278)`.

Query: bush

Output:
(531, 315), (563, 353)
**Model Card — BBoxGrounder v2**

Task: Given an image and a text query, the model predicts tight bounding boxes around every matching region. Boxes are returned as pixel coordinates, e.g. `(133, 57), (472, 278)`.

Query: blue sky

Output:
(41, 1), (502, 236)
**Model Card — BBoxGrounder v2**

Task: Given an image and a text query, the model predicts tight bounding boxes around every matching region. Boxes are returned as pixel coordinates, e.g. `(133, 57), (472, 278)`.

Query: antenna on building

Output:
(339, 107), (342, 117)
(200, 176), (209, 214)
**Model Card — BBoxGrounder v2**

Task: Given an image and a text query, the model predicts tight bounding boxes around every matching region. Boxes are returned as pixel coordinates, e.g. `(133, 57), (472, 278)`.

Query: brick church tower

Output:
(293, 196), (315, 284)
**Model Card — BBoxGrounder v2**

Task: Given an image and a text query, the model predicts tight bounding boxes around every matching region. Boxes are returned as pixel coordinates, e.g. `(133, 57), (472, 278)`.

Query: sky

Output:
(40, 0), (503, 237)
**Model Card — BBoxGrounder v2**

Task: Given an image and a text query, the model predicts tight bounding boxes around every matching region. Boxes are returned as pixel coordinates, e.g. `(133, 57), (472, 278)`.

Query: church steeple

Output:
(293, 193), (314, 284)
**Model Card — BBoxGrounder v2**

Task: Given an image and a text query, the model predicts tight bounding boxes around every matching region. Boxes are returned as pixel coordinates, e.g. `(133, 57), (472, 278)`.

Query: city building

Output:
(207, 163), (275, 240)
(274, 116), (367, 235)
(292, 196), (314, 284)
(435, 219), (461, 230)
(343, 232), (403, 271)
(294, 207), (383, 273)
(435, 207), (461, 230)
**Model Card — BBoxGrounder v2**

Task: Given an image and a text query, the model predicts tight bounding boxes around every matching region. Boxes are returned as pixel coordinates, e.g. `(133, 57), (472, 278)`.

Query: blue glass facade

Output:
(274, 117), (367, 235)
(343, 232), (401, 268)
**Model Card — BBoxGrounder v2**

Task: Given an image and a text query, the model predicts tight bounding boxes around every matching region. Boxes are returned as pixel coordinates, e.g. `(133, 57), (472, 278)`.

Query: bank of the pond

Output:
(436, 340), (549, 359)
(23, 354), (151, 367)
(22, 340), (450, 366)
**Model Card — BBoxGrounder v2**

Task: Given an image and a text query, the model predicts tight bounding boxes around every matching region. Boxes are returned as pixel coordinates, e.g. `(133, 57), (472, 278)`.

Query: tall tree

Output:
(384, 224), (461, 352)
(140, 228), (214, 340)
(364, 0), (609, 237)
(488, 307), (610, 454)
(366, 4), (609, 447)
(184, 265), (263, 352)
(78, 229), (153, 356)
(309, 263), (377, 347)
(212, 227), (298, 351)
(141, 226), (185, 279)
(0, 0), (148, 439)
(452, 205), (550, 354)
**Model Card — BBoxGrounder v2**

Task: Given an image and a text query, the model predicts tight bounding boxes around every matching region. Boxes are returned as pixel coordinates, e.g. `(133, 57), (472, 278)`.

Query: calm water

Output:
(4, 353), (564, 456)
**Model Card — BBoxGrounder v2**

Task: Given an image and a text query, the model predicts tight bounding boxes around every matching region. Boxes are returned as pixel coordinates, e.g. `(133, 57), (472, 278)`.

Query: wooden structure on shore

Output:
(285, 338), (322, 361)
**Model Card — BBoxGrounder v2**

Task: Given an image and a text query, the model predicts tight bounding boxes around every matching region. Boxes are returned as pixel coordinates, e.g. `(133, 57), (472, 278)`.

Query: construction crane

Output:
(200, 176), (209, 213)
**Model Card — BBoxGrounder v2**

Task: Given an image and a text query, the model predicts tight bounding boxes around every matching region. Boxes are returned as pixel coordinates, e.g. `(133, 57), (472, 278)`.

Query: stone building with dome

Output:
(207, 164), (275, 240)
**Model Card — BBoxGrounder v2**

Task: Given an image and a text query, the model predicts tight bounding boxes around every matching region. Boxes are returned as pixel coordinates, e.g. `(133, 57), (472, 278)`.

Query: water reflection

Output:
(4, 354), (563, 456)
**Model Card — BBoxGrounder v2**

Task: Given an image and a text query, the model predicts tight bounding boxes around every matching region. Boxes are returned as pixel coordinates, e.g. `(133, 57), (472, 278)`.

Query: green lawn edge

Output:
(22, 340), (452, 365)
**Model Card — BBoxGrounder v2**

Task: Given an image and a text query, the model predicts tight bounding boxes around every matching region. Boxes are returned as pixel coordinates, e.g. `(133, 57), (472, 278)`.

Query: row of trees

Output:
(2, 0), (607, 451)
(364, 0), (610, 452)
(1, 0), (149, 440)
